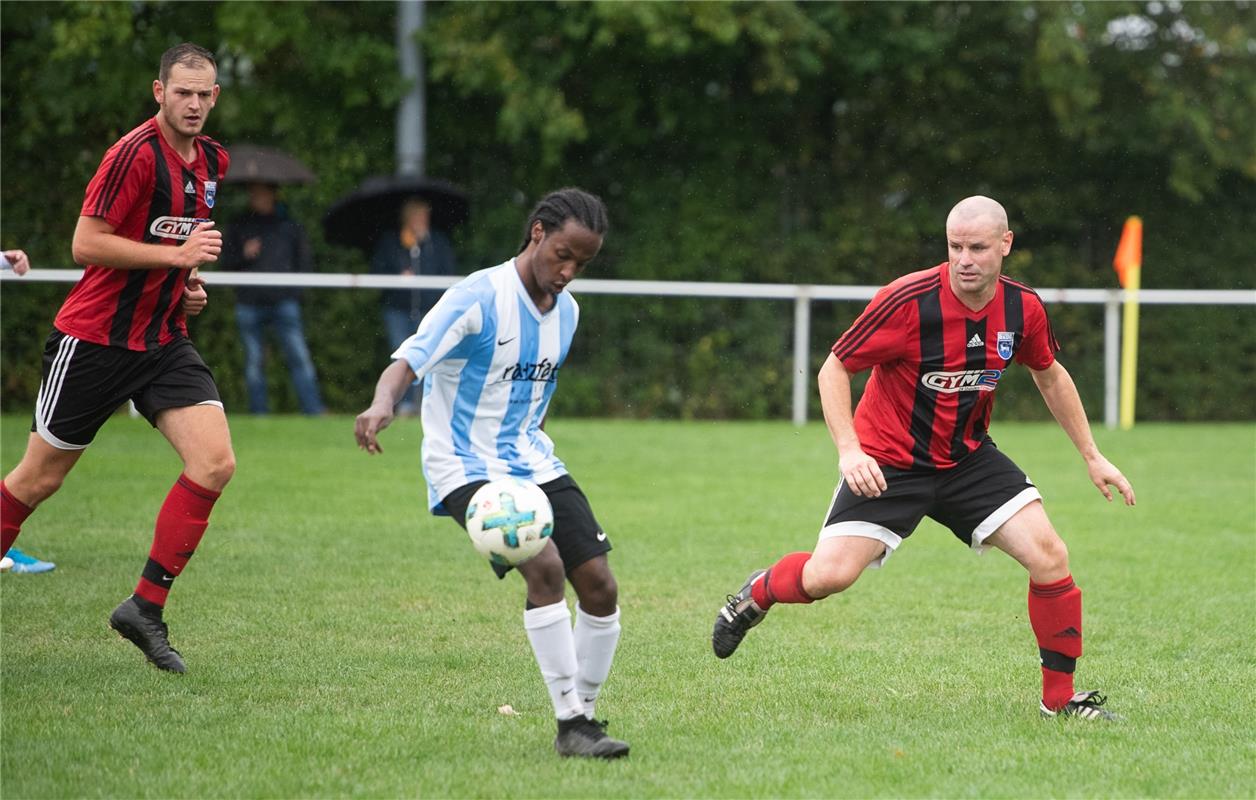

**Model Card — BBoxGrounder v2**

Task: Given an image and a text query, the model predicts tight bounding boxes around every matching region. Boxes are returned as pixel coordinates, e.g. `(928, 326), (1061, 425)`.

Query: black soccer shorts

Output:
(442, 474), (612, 580)
(31, 330), (222, 449)
(819, 438), (1041, 567)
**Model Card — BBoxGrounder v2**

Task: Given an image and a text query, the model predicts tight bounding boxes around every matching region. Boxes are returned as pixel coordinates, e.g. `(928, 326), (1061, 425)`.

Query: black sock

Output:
(132, 595), (163, 616)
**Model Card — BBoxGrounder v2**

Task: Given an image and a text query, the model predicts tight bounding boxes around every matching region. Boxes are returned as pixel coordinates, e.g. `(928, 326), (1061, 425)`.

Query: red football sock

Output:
(1, 481), (34, 557)
(1028, 574), (1083, 711)
(750, 552), (815, 609)
(134, 474), (221, 607)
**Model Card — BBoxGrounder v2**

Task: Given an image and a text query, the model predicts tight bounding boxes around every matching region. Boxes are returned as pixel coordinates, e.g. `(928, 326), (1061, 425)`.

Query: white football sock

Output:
(523, 600), (584, 720)
(573, 604), (621, 719)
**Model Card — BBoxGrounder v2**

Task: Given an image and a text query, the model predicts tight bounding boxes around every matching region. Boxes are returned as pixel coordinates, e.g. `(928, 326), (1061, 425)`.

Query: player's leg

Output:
(518, 545), (625, 757)
(568, 555), (619, 717)
(2, 434), (84, 555)
(937, 442), (1117, 720)
(986, 503), (1114, 718)
(110, 343), (234, 672)
(144, 403), (235, 603)
(514, 541), (587, 722)
(713, 469), (924, 659)
(443, 479), (585, 729)
(544, 478), (627, 758)
(4, 330), (123, 556)
(549, 478), (620, 717)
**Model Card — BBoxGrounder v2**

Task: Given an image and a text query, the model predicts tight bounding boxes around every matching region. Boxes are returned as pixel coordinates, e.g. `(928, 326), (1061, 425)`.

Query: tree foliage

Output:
(2, 1), (1253, 419)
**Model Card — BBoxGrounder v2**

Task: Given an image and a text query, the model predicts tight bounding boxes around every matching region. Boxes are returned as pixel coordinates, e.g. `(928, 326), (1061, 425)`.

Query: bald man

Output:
(712, 196), (1135, 721)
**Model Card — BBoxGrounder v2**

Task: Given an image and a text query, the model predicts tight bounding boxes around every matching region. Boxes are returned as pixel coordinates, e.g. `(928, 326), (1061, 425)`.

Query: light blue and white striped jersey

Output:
(391, 259), (580, 513)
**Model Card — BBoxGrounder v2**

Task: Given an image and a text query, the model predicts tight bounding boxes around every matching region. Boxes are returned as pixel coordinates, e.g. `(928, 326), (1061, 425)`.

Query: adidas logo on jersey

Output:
(184, 180), (195, 193)
(967, 333), (984, 348)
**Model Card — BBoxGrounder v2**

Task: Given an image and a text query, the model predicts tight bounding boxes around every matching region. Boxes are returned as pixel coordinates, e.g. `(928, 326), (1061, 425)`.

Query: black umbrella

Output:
(322, 174), (469, 251)
(224, 144), (317, 185)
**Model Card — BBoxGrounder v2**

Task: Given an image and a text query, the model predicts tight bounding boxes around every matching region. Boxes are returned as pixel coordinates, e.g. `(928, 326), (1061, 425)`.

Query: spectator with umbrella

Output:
(220, 145), (324, 415)
(370, 197), (457, 414)
(324, 175), (467, 415)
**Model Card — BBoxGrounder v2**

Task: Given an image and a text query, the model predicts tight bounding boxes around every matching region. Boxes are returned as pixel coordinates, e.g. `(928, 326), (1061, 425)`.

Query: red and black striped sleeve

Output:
(81, 123), (158, 227)
(832, 269), (941, 373)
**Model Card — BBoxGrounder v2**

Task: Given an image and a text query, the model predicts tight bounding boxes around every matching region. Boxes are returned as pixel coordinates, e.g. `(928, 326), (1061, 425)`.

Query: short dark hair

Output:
(518, 187), (609, 253)
(159, 43), (217, 84)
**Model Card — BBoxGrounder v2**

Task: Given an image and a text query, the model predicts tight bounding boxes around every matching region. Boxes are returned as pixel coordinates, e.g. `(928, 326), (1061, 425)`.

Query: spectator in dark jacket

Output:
(370, 197), (457, 414)
(221, 183), (324, 415)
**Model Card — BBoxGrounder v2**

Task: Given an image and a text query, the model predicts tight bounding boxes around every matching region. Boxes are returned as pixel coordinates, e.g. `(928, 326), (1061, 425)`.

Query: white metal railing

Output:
(4, 269), (1253, 427)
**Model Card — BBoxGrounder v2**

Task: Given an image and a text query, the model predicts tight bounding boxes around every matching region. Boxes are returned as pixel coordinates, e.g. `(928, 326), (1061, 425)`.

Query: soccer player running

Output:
(354, 188), (629, 759)
(712, 196), (1136, 720)
(0, 43), (233, 673)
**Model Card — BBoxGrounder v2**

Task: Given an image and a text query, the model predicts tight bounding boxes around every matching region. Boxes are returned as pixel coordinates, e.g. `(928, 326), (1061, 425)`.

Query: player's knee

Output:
(21, 472), (67, 505)
(576, 571), (617, 616)
(524, 548), (567, 597)
(189, 449), (235, 491)
(1039, 534), (1070, 576)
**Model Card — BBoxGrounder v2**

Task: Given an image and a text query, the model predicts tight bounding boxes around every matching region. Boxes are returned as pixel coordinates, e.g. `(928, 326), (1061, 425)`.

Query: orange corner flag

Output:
(1113, 216), (1143, 288)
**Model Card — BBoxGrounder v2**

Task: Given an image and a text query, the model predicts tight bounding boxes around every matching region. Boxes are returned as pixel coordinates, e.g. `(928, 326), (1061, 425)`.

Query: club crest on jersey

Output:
(997, 331), (1016, 360)
(204, 180), (217, 208)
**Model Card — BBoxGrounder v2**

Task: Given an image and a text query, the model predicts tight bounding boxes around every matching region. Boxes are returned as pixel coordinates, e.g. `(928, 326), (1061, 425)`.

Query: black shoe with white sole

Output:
(712, 569), (768, 659)
(1041, 690), (1121, 721)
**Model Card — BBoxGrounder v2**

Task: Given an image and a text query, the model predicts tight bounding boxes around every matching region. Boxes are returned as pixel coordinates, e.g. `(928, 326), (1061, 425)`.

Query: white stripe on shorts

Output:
(35, 335), (88, 451)
(38, 334), (76, 422)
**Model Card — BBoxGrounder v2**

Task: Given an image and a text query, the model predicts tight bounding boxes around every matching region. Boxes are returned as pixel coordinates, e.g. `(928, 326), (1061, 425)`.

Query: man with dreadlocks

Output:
(355, 187), (629, 759)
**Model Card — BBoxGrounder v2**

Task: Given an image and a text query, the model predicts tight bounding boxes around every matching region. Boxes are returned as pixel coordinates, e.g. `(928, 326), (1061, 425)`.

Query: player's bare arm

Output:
(354, 359), (418, 454)
(818, 353), (887, 498)
(1030, 360), (1136, 506)
(72, 216), (221, 271)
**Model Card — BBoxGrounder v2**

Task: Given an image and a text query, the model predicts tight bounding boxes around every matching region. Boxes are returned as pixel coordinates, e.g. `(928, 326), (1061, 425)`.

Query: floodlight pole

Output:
(397, 0), (426, 176)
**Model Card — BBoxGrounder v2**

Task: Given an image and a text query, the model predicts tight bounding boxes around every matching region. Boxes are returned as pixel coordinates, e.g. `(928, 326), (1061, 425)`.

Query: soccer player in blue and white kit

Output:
(354, 188), (629, 759)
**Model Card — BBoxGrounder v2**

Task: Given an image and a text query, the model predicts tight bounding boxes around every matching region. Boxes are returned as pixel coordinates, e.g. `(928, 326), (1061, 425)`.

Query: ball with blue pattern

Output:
(465, 477), (554, 566)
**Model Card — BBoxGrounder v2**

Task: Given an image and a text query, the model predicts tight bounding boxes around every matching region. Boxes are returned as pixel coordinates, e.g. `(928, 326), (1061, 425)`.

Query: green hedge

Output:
(2, 1), (1253, 420)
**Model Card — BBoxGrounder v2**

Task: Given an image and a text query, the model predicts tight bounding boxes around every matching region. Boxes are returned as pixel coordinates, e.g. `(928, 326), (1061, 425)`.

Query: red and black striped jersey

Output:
(832, 262), (1059, 471)
(55, 116), (229, 351)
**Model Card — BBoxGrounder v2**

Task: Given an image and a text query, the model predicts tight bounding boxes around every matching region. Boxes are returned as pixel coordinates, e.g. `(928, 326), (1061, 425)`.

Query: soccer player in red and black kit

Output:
(0, 43), (233, 673)
(712, 196), (1136, 720)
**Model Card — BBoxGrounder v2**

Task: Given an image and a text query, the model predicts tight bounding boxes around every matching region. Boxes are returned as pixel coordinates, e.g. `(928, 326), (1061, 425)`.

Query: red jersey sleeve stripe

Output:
(833, 275), (940, 361)
(95, 131), (157, 219)
(92, 125), (154, 217)
(90, 124), (153, 216)
(833, 273), (938, 357)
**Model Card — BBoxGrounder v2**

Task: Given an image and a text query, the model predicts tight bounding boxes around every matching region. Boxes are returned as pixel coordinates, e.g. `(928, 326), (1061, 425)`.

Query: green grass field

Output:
(2, 415), (1253, 798)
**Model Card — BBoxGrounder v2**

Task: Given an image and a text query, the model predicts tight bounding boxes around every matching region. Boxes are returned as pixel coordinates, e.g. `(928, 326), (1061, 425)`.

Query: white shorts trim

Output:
(34, 422), (88, 451)
(970, 487), (1043, 554)
(817, 521), (901, 569)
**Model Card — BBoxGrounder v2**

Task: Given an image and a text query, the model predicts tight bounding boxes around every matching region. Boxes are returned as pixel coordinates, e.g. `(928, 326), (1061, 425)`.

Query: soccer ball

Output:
(465, 477), (554, 566)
